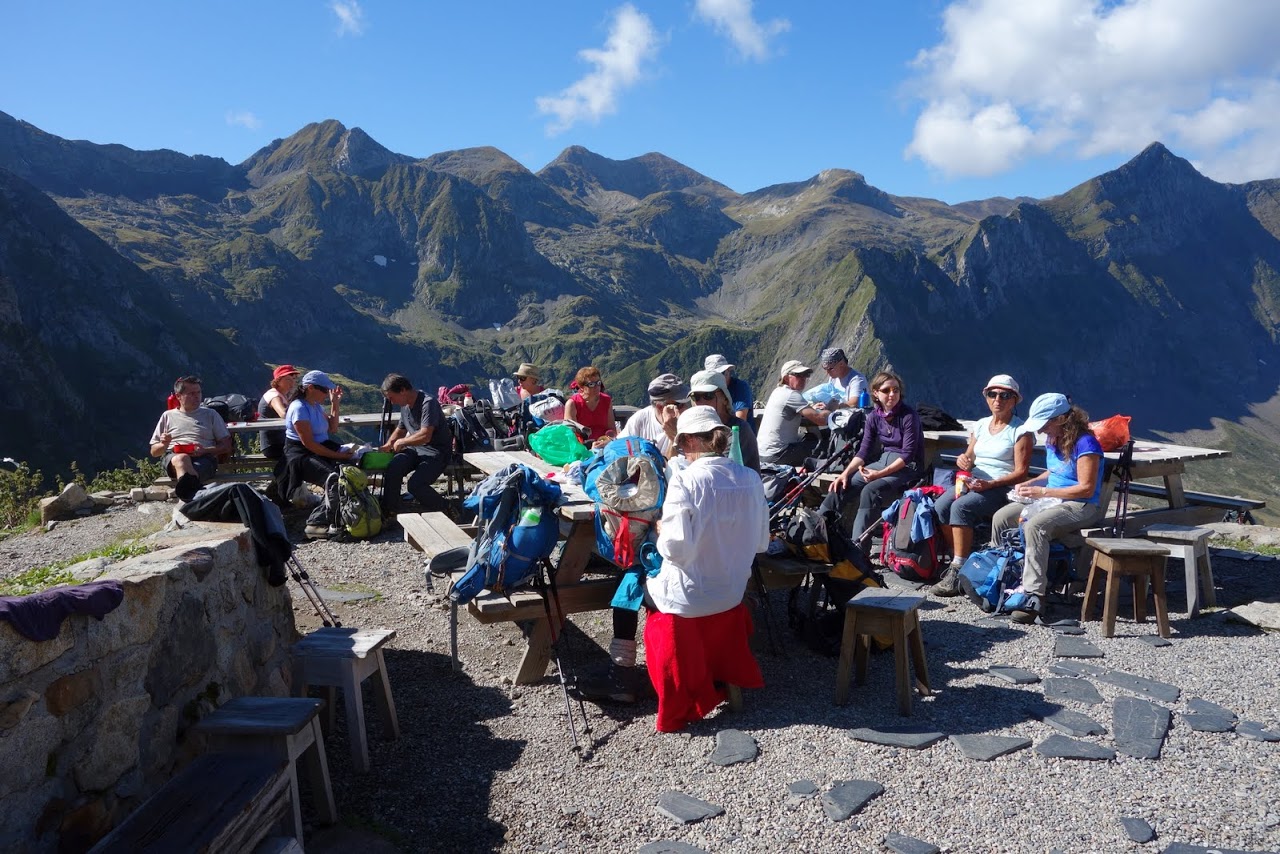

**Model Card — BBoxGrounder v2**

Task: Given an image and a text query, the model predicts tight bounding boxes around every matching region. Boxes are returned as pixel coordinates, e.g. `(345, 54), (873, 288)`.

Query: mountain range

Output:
(1, 110), (1277, 516)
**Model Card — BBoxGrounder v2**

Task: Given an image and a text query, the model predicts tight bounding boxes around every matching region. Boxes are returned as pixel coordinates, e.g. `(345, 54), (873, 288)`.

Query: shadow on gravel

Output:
(306, 647), (523, 853)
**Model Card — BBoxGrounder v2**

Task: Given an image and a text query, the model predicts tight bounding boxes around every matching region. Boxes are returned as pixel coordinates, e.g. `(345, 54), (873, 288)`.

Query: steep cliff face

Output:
(0, 168), (253, 475)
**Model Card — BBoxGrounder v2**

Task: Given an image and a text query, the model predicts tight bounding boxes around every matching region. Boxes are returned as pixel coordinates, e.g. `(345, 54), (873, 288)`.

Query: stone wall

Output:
(0, 522), (297, 853)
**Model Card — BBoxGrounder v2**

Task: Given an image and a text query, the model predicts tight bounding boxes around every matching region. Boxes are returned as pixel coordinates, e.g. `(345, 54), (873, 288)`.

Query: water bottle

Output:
(857, 389), (872, 409)
(463, 390), (474, 408)
(729, 425), (744, 464)
(518, 506), (541, 526)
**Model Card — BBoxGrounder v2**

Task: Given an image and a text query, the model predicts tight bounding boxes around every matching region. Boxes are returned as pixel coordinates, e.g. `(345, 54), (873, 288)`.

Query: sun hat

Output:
(983, 374), (1021, 397)
(272, 364), (300, 381)
(819, 347), (847, 368)
(676, 405), (724, 437)
(514, 363), (540, 381)
(688, 369), (729, 397)
(647, 373), (688, 402)
(779, 359), (813, 379)
(1021, 392), (1071, 434)
(704, 354), (734, 374)
(301, 370), (336, 390)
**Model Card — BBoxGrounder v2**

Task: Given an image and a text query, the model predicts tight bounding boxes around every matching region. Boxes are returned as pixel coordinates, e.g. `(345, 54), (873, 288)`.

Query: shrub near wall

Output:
(0, 521), (297, 853)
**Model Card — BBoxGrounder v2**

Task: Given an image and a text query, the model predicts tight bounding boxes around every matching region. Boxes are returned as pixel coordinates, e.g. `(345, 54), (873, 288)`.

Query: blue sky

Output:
(4, 0), (1279, 204)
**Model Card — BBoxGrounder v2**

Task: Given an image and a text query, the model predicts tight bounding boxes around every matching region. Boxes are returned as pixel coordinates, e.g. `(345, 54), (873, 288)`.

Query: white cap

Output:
(676, 405), (724, 437)
(779, 359), (813, 379)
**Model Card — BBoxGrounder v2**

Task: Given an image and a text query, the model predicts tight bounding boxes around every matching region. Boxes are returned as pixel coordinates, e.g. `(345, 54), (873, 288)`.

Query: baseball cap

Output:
(301, 370), (336, 391)
(1021, 392), (1071, 434)
(272, 364), (300, 381)
(779, 359), (813, 379)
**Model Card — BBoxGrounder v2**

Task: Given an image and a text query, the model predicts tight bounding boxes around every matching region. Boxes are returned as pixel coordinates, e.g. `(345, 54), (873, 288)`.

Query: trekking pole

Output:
(286, 554), (341, 627)
(536, 559), (592, 759)
(768, 444), (856, 520)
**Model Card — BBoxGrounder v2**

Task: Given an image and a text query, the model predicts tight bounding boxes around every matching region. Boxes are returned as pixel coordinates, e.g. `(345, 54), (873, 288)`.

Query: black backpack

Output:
(449, 404), (495, 454)
(916, 403), (962, 431)
(203, 394), (257, 423)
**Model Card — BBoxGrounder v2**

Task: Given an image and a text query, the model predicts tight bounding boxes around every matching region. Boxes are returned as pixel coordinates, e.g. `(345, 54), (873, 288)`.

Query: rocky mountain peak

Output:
(538, 145), (735, 204)
(244, 120), (406, 185)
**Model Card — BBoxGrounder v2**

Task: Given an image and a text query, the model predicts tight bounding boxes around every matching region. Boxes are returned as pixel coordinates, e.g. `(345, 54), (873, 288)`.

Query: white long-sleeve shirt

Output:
(649, 456), (770, 618)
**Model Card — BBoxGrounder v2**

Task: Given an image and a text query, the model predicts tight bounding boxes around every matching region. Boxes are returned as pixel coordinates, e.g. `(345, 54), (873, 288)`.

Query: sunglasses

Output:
(580, 380), (601, 388)
(985, 390), (1016, 401)
(877, 386), (901, 395)
(690, 391), (718, 402)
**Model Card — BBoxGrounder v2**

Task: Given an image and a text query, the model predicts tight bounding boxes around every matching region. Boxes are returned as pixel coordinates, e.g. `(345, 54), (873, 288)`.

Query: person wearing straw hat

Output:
(513, 363), (543, 400)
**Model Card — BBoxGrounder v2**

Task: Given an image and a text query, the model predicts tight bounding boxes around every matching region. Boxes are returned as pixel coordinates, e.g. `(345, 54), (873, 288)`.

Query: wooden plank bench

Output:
(401, 511), (618, 677)
(1127, 482), (1265, 522)
(89, 752), (293, 853)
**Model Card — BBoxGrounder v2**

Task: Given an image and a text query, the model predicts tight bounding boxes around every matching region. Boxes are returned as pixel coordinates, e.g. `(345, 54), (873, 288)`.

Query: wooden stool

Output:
(1080, 538), (1171, 638)
(834, 590), (931, 715)
(193, 697), (337, 839)
(1139, 524), (1217, 617)
(292, 627), (400, 773)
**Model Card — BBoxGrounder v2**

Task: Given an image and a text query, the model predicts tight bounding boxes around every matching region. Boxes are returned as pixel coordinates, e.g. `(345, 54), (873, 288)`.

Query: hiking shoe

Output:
(574, 664), (642, 705)
(174, 473), (202, 503)
(930, 564), (963, 597)
(304, 524), (331, 540)
(1010, 593), (1043, 624)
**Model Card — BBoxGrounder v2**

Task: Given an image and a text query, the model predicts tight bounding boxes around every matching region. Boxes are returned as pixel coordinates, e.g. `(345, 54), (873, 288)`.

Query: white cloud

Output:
(535, 4), (660, 134)
(224, 110), (262, 131)
(694, 0), (789, 61)
(330, 0), (365, 37)
(905, 0), (1280, 183)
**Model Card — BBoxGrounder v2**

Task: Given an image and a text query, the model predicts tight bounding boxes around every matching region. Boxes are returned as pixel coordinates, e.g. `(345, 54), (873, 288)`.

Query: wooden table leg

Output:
(1149, 556), (1172, 638)
(371, 649), (400, 740)
(301, 717), (337, 824)
(907, 613), (930, 696)
(893, 616), (912, 716)
(1103, 570), (1122, 638)
(1133, 573), (1148, 623)
(834, 609), (859, 705)
(341, 666), (370, 773)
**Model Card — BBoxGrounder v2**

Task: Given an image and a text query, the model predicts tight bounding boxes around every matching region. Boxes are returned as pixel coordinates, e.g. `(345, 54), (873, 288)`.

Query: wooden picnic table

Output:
(224, 412), (400, 435)
(400, 449), (619, 685)
(812, 430), (1247, 531)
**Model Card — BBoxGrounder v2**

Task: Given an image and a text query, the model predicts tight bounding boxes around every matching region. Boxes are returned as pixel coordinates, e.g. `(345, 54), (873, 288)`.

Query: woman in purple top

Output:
(821, 370), (925, 540)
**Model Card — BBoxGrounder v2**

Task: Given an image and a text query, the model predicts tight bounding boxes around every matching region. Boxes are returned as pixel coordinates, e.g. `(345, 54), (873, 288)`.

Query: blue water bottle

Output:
(857, 389), (872, 409)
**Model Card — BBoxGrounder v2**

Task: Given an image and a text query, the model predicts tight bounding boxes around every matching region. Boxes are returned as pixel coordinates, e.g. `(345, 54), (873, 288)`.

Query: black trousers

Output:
(382, 445), (449, 514)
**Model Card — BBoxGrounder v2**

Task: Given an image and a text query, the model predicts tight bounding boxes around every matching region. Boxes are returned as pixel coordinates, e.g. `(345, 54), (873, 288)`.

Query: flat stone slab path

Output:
(848, 727), (946, 750)
(1113, 696), (1172, 759)
(1044, 676), (1105, 705)
(949, 734), (1033, 761)
(821, 780), (884, 822)
(655, 791), (723, 826)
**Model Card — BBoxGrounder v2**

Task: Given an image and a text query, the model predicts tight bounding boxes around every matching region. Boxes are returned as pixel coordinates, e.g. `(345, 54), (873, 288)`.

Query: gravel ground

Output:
(4, 506), (1280, 853)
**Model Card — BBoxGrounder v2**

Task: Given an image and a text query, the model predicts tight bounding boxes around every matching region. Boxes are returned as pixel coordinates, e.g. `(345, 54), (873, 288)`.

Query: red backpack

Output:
(878, 486), (944, 582)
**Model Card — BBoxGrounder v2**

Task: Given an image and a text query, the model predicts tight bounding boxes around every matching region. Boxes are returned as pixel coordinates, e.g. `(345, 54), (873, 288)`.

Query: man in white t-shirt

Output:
(618, 373), (687, 456)
(148, 375), (232, 501)
(757, 360), (827, 466)
(816, 347), (868, 410)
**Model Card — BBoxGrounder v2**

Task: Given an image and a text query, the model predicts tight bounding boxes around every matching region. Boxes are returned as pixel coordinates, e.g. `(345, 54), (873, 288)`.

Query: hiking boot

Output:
(930, 562), (963, 597)
(574, 664), (642, 705)
(1009, 592), (1043, 625)
(304, 524), (331, 540)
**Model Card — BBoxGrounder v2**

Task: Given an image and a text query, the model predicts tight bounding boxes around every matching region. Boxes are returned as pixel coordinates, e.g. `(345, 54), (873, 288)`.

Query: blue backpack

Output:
(582, 437), (667, 568)
(449, 464), (563, 605)
(959, 528), (1077, 613)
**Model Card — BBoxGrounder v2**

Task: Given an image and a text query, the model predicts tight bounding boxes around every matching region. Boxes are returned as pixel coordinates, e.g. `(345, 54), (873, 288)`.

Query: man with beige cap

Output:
(757, 360), (827, 466)
(703, 354), (754, 426)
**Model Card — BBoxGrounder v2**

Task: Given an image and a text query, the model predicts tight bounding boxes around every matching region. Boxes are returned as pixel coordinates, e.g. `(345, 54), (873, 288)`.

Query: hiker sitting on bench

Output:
(821, 371), (925, 543)
(378, 373), (453, 518)
(275, 370), (354, 535)
(643, 406), (769, 732)
(257, 364), (299, 461)
(703, 353), (755, 430)
(989, 393), (1105, 625)
(814, 347), (868, 411)
(564, 365), (615, 449)
(513, 363), (543, 400)
(931, 374), (1033, 597)
(680, 369), (760, 473)
(620, 372), (687, 456)
(149, 374), (232, 502)
(757, 360), (827, 466)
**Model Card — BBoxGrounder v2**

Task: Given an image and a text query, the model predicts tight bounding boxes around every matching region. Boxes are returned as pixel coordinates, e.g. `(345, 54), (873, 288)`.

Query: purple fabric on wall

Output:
(0, 579), (125, 642)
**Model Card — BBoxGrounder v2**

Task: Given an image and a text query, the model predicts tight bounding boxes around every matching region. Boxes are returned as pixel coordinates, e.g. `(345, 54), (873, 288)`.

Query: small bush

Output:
(87, 457), (163, 493)
(0, 461), (46, 531)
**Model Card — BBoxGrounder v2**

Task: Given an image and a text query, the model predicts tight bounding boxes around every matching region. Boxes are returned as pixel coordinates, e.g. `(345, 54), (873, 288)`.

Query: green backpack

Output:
(326, 465), (383, 539)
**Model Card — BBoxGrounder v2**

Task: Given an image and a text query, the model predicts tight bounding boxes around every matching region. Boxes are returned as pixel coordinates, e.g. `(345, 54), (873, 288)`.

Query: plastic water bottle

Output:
(518, 506), (541, 527)
(857, 389), (872, 409)
(729, 425), (744, 464)
(463, 390), (474, 408)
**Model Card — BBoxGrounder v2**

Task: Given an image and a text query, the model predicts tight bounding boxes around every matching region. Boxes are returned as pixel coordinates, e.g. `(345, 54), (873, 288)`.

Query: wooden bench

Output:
(89, 753), (293, 853)
(1127, 482), (1265, 522)
(192, 697), (337, 840)
(400, 511), (620, 679)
